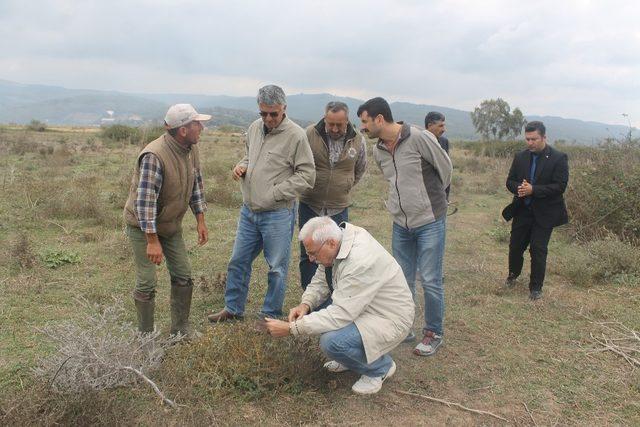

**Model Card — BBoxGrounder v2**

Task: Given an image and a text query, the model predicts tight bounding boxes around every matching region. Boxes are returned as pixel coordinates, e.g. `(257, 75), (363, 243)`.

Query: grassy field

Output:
(0, 126), (638, 425)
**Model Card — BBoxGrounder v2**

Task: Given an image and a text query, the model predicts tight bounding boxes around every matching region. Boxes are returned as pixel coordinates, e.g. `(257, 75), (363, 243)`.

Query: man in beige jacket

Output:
(208, 85), (315, 321)
(265, 217), (414, 395)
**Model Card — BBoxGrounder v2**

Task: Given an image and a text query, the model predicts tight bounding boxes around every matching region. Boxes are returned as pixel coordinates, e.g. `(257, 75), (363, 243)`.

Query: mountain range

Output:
(0, 79), (633, 144)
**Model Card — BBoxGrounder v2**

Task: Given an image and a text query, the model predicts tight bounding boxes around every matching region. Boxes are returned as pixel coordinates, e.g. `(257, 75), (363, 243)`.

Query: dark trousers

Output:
(298, 202), (348, 296)
(508, 208), (553, 292)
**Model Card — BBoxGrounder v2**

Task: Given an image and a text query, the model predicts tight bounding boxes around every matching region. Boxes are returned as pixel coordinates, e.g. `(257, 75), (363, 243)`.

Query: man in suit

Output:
(502, 121), (569, 300)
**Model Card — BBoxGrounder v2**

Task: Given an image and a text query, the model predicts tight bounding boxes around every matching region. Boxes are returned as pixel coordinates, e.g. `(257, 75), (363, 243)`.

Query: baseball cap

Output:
(164, 104), (212, 129)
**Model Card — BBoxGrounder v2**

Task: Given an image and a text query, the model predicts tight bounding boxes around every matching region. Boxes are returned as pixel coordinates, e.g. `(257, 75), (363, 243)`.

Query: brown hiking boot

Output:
(207, 309), (244, 323)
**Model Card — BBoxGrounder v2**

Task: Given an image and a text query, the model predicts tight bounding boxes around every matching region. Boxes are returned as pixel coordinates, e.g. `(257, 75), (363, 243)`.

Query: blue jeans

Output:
(224, 204), (295, 317)
(298, 202), (348, 296)
(319, 323), (393, 377)
(392, 217), (446, 335)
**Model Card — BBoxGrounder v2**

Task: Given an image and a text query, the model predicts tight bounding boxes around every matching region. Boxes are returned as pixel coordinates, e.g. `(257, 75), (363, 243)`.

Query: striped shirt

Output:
(135, 153), (207, 234)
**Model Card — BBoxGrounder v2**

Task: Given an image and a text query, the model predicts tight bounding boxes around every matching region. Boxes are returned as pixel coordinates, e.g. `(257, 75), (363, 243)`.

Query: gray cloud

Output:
(1, 0), (638, 127)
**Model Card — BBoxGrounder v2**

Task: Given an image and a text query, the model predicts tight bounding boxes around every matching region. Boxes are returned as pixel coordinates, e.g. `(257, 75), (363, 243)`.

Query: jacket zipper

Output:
(391, 149), (409, 229)
(321, 134), (333, 213)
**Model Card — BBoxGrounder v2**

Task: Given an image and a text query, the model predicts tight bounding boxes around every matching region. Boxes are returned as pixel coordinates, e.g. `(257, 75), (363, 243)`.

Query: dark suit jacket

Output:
(502, 145), (569, 228)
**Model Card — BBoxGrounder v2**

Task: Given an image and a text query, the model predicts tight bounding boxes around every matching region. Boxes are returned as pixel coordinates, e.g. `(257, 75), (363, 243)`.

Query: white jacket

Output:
(295, 223), (415, 363)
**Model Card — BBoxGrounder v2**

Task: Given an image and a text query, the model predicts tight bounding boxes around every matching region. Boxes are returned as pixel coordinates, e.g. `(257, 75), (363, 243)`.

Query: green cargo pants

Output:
(126, 225), (192, 294)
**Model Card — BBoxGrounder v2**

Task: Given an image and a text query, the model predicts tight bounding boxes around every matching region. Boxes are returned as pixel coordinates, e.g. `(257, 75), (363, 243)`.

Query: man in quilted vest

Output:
(123, 104), (210, 337)
(298, 101), (367, 299)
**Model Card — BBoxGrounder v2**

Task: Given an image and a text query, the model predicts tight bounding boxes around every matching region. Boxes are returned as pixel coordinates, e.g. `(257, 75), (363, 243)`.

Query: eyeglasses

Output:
(259, 111), (280, 118)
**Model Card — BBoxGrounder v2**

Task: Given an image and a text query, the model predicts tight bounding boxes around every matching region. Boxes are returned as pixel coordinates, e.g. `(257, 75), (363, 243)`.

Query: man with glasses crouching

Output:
(207, 85), (315, 322)
(264, 217), (414, 395)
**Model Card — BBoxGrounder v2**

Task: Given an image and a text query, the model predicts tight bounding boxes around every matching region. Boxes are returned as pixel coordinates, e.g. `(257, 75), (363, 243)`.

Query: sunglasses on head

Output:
(259, 111), (280, 118)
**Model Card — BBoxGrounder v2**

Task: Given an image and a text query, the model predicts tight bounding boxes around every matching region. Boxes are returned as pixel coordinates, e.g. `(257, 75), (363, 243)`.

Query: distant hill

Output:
(0, 79), (633, 144)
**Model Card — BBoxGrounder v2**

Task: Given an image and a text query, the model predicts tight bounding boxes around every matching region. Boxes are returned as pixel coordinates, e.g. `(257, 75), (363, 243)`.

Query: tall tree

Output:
(471, 98), (526, 140)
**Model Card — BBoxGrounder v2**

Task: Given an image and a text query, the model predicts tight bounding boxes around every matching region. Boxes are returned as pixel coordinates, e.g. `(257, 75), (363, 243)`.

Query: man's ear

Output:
(327, 238), (339, 250)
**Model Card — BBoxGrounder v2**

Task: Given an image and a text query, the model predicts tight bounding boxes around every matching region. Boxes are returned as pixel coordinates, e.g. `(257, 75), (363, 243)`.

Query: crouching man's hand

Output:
(264, 318), (291, 337)
(288, 303), (310, 322)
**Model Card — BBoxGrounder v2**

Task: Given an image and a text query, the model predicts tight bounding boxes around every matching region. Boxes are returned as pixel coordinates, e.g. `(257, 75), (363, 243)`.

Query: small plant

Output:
(41, 249), (81, 268)
(488, 225), (510, 243)
(11, 233), (35, 270)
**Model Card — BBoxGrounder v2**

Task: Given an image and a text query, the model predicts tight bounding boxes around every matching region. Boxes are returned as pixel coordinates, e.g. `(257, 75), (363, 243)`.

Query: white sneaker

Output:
(323, 360), (349, 373)
(351, 360), (397, 395)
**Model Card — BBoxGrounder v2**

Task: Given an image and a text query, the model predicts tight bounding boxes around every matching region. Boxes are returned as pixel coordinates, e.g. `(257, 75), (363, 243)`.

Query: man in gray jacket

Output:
(265, 216), (414, 395)
(208, 85), (316, 322)
(357, 97), (452, 357)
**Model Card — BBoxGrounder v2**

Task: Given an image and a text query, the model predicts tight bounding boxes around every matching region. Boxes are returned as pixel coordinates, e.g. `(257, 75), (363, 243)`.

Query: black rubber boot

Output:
(133, 290), (155, 333)
(170, 277), (197, 337)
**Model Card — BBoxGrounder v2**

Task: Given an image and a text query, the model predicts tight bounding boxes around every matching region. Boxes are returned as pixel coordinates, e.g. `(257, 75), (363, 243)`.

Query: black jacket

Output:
(502, 145), (569, 228)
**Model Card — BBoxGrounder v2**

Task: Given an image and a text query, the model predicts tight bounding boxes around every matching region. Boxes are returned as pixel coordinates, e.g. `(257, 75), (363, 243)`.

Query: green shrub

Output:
(565, 141), (640, 242)
(463, 140), (523, 158)
(101, 125), (141, 142)
(554, 236), (640, 286)
(27, 120), (47, 132)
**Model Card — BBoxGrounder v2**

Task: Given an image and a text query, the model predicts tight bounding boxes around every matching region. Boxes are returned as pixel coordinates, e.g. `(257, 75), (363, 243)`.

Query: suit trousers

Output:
(508, 207), (553, 292)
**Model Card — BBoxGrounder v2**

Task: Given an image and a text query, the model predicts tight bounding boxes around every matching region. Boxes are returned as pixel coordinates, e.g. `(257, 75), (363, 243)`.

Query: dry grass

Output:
(1, 128), (639, 425)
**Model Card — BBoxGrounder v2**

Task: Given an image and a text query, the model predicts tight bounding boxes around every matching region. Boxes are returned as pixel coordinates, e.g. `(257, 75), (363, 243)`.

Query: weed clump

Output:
(10, 233), (35, 270)
(41, 174), (115, 226)
(161, 322), (329, 400)
(40, 249), (81, 269)
(554, 236), (640, 287)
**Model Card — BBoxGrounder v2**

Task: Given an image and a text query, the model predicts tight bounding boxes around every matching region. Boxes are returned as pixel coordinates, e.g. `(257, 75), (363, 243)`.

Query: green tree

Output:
(27, 119), (47, 132)
(471, 98), (527, 140)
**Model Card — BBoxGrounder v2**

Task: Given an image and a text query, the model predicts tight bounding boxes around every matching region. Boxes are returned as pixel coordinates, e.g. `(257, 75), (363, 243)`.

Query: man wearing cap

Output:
(298, 101), (366, 298)
(124, 103), (210, 336)
(208, 85), (315, 322)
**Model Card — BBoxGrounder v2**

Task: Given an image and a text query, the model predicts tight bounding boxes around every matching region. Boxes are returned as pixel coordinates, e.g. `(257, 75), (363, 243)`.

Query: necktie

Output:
(525, 154), (538, 206)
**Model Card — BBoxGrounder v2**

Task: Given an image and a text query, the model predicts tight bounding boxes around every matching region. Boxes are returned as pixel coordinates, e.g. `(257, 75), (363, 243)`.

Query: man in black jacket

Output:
(502, 121), (569, 300)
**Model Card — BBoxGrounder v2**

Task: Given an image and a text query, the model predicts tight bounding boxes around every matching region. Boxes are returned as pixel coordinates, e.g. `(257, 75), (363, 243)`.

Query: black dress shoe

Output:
(529, 290), (543, 301)
(504, 273), (518, 288)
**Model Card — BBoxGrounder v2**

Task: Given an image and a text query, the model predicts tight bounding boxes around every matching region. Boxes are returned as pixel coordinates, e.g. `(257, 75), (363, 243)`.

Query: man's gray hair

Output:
(299, 217), (343, 244)
(325, 101), (349, 115)
(257, 85), (287, 106)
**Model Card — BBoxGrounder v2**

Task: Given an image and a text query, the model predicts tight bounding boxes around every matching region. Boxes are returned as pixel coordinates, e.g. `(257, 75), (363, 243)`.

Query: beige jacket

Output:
(237, 116), (315, 211)
(294, 223), (415, 363)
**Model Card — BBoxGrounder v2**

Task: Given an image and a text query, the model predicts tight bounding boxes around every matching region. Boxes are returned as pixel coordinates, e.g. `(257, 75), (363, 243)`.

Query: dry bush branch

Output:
(581, 317), (640, 369)
(396, 390), (508, 422)
(33, 297), (180, 407)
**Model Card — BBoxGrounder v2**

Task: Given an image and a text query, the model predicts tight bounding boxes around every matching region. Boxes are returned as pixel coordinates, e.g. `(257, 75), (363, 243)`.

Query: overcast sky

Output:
(1, 0), (638, 127)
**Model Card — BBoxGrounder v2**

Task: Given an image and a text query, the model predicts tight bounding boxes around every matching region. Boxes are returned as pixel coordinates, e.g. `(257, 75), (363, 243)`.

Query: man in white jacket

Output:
(265, 217), (414, 395)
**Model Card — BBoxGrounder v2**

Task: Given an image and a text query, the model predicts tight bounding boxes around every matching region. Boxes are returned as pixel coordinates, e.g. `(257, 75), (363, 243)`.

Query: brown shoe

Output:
(207, 309), (244, 323)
